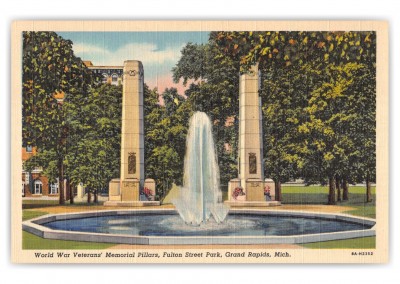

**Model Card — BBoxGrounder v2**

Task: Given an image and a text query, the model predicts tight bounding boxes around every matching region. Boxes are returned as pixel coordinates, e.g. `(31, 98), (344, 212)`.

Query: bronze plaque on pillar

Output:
(249, 153), (257, 174)
(128, 152), (136, 174)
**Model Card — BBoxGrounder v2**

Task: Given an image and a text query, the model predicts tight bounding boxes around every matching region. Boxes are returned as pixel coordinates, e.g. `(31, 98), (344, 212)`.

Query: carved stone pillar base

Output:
(108, 179), (121, 201)
(245, 179), (264, 201)
(121, 179), (140, 201)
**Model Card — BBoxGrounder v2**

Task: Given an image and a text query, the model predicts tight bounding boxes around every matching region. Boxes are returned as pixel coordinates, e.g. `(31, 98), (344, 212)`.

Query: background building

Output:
(84, 61), (123, 86)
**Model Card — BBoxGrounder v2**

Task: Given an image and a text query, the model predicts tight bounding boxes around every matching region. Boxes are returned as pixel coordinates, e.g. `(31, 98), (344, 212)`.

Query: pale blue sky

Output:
(58, 31), (209, 92)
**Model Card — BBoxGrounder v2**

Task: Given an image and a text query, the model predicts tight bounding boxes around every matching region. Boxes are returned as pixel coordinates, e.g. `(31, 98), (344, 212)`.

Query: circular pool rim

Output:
(22, 209), (376, 245)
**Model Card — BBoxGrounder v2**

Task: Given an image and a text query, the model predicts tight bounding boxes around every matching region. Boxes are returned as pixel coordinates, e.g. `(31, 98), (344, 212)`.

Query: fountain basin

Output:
(22, 209), (375, 245)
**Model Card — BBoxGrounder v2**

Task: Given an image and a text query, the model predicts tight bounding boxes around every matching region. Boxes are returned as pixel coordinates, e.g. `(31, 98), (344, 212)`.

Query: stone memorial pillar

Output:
(238, 64), (264, 201)
(120, 60), (144, 201)
(226, 64), (280, 206)
(105, 60), (159, 206)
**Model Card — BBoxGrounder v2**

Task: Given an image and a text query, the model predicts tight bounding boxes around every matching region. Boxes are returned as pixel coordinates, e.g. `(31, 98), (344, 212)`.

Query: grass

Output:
(281, 186), (376, 195)
(344, 206), (376, 219)
(22, 199), (104, 209)
(282, 186), (376, 206)
(22, 200), (59, 204)
(23, 210), (49, 221)
(22, 199), (59, 209)
(301, 236), (375, 249)
(23, 231), (116, 250)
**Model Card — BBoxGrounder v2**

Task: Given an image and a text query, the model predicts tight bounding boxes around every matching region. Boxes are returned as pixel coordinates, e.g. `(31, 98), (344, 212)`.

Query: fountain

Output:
(21, 61), (376, 246)
(168, 112), (229, 225)
(22, 107), (376, 246)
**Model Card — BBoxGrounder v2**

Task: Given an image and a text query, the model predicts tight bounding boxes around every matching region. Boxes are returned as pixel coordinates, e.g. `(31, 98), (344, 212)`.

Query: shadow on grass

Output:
(23, 204), (56, 209)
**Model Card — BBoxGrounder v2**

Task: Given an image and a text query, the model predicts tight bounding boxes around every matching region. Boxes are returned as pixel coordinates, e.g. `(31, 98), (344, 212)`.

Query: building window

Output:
(24, 173), (30, 184)
(34, 180), (43, 195)
(112, 73), (118, 82)
(102, 73), (108, 84)
(50, 182), (58, 194)
(26, 145), (32, 152)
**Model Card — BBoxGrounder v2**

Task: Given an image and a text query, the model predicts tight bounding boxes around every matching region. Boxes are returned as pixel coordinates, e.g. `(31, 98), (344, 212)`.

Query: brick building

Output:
(83, 61), (123, 86)
(22, 146), (71, 199)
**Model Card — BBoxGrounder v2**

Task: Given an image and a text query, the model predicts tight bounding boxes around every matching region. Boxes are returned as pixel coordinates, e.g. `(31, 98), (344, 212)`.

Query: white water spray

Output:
(170, 112), (228, 225)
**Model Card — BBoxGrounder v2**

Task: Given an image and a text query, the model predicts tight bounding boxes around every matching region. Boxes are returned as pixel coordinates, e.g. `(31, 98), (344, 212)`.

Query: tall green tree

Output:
(214, 31), (375, 72)
(145, 87), (190, 198)
(345, 64), (376, 202)
(260, 62), (310, 201)
(296, 63), (368, 204)
(214, 31), (376, 204)
(22, 31), (92, 204)
(66, 84), (122, 203)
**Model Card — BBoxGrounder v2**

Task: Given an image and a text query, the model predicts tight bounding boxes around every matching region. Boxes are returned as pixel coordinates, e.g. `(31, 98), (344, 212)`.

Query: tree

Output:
(144, 87), (190, 198)
(345, 64), (376, 202)
(66, 84), (122, 203)
(260, 61), (310, 201)
(214, 31), (376, 72)
(214, 31), (376, 204)
(22, 31), (92, 204)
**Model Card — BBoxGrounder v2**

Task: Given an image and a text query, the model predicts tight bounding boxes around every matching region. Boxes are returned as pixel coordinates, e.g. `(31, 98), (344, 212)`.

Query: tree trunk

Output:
(342, 179), (349, 201)
(94, 190), (98, 203)
(87, 190), (91, 204)
(58, 159), (65, 205)
(328, 177), (336, 205)
(70, 183), (75, 204)
(366, 173), (373, 202)
(274, 180), (282, 201)
(336, 175), (341, 202)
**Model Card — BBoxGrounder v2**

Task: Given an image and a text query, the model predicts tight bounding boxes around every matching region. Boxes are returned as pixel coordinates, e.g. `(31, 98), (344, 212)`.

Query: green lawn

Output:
(301, 236), (375, 249)
(22, 199), (59, 209)
(23, 231), (116, 250)
(22, 199), (104, 209)
(344, 206), (376, 219)
(282, 186), (375, 205)
(23, 210), (49, 221)
(281, 185), (375, 195)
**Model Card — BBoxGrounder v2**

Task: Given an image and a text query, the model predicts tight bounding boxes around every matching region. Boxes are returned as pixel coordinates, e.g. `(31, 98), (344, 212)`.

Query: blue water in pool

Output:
(43, 213), (372, 237)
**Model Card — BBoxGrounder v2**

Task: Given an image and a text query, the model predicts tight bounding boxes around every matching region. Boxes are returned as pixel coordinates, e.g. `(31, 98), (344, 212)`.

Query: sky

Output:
(58, 31), (209, 94)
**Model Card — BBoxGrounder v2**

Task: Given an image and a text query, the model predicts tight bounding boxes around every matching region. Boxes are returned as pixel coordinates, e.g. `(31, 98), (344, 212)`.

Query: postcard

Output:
(11, 20), (388, 263)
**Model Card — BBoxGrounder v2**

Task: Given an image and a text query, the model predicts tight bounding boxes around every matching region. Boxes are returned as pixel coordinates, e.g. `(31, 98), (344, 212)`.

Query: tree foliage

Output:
(22, 31), (92, 204)
(65, 84), (122, 202)
(214, 31), (375, 72)
(215, 31), (376, 204)
(144, 87), (190, 198)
